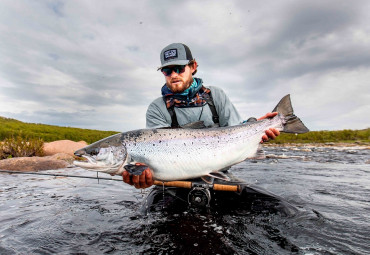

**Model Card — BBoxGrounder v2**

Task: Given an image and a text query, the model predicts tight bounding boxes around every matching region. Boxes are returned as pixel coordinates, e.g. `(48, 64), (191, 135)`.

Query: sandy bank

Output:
(0, 153), (72, 171)
(43, 140), (88, 156)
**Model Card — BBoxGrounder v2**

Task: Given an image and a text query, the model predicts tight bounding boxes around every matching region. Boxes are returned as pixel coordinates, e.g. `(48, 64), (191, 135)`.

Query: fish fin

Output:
(254, 145), (266, 159)
(123, 164), (148, 175)
(273, 94), (309, 134)
(201, 176), (215, 184)
(181, 121), (207, 129)
(208, 172), (231, 182)
(157, 121), (207, 130)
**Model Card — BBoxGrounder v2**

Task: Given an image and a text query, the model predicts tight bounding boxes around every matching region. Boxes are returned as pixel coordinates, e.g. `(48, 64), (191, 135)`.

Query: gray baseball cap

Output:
(158, 43), (194, 70)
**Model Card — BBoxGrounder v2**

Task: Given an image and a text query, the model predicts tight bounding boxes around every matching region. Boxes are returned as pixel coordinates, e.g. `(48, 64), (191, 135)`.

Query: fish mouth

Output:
(73, 155), (122, 172)
(74, 149), (86, 158)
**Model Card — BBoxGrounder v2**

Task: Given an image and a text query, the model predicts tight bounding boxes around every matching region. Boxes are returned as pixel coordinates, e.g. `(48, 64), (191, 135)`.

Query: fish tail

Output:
(272, 94), (309, 134)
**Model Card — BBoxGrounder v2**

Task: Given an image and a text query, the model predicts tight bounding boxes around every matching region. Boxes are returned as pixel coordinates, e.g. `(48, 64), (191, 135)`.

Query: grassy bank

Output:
(1, 116), (369, 145)
(269, 128), (369, 144)
(0, 116), (119, 144)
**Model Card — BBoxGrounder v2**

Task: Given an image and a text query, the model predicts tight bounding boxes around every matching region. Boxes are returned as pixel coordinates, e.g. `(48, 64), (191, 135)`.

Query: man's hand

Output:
(258, 112), (280, 142)
(122, 163), (154, 189)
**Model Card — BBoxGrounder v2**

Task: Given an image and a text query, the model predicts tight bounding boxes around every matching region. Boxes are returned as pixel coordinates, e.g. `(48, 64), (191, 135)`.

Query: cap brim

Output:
(157, 60), (190, 71)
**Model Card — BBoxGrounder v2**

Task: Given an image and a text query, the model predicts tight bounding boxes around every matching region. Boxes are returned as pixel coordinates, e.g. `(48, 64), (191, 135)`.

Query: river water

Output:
(0, 145), (369, 254)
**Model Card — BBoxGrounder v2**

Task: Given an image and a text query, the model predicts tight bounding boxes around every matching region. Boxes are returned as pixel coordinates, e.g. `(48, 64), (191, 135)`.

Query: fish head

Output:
(74, 143), (127, 175)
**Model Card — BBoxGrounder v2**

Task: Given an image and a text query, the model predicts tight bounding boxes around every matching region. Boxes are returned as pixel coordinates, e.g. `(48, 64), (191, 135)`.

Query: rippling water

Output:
(0, 145), (369, 254)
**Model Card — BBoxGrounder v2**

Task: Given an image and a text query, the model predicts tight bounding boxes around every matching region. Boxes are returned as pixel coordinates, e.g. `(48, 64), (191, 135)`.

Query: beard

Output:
(166, 73), (194, 94)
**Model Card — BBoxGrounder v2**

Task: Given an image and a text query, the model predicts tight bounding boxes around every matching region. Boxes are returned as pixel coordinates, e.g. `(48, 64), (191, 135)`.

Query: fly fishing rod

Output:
(0, 169), (122, 182)
(0, 170), (241, 207)
(0, 170), (240, 191)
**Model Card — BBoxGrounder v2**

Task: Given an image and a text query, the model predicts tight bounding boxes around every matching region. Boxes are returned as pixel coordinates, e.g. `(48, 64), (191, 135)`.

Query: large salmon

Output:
(74, 95), (309, 181)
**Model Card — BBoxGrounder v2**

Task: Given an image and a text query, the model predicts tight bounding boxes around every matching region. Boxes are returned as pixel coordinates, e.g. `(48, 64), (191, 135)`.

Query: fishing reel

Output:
(188, 186), (211, 207)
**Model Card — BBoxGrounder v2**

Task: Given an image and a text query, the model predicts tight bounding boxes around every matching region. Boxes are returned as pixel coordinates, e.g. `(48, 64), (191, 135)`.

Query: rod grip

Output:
(213, 184), (240, 192)
(153, 180), (240, 192)
(153, 180), (192, 189)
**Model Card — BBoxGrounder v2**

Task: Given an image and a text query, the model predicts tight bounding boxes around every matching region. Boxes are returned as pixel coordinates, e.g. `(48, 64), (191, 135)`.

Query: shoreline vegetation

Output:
(0, 116), (369, 160)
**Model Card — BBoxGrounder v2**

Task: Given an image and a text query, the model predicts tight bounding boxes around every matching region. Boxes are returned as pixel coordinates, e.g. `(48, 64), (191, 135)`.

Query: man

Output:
(123, 43), (280, 189)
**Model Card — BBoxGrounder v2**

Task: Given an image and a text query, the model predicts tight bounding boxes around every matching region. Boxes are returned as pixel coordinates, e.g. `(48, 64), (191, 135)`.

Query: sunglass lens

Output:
(162, 65), (186, 76)
(162, 68), (171, 76)
(175, 66), (186, 73)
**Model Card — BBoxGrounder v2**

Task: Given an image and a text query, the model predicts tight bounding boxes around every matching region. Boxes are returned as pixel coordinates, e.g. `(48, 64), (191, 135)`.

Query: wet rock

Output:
(43, 140), (87, 156)
(0, 156), (70, 171)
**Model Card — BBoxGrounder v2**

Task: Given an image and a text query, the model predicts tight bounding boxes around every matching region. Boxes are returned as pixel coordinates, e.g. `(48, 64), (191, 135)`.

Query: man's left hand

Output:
(258, 112), (280, 142)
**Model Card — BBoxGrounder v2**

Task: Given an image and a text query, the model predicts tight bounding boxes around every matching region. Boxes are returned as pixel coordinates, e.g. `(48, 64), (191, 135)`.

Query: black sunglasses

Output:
(161, 65), (187, 76)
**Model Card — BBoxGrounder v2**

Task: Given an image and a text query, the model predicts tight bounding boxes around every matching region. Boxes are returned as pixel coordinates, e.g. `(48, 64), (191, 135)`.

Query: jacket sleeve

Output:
(146, 98), (171, 128)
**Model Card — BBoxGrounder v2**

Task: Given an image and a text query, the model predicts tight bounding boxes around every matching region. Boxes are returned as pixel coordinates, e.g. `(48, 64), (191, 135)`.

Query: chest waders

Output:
(165, 91), (220, 128)
(163, 91), (221, 207)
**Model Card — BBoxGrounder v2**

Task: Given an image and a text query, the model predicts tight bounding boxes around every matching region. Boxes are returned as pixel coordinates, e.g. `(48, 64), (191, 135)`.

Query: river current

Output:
(0, 145), (369, 254)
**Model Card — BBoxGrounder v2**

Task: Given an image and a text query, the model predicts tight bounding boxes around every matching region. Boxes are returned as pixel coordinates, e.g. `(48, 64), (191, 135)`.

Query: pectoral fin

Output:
(207, 172), (231, 182)
(201, 176), (215, 184)
(124, 164), (148, 175)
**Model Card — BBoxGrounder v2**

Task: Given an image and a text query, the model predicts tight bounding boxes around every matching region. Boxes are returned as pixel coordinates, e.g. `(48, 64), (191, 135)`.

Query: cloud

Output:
(0, 0), (369, 132)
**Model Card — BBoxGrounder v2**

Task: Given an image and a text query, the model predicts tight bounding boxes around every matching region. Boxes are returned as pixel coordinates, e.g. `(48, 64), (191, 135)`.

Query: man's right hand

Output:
(122, 163), (154, 189)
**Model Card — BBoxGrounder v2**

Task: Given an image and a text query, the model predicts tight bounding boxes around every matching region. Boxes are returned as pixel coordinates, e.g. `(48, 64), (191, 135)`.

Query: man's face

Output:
(162, 64), (196, 93)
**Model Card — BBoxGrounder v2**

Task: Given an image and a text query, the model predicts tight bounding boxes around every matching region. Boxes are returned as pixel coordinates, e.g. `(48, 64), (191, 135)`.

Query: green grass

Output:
(0, 135), (44, 159)
(269, 128), (370, 144)
(0, 116), (119, 144)
(0, 116), (369, 145)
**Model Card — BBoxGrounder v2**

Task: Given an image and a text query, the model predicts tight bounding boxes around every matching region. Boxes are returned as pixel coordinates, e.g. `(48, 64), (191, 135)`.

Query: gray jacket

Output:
(146, 86), (243, 128)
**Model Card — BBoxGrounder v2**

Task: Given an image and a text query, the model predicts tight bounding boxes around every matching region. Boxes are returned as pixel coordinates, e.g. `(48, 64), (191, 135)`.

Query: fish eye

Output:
(88, 148), (100, 156)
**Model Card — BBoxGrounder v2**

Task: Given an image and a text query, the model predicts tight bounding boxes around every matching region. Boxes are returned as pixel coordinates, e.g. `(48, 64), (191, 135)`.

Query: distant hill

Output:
(0, 116), (119, 144)
(0, 116), (369, 144)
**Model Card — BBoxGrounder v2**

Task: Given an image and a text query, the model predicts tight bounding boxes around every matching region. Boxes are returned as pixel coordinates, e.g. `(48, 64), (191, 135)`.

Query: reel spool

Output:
(188, 187), (211, 207)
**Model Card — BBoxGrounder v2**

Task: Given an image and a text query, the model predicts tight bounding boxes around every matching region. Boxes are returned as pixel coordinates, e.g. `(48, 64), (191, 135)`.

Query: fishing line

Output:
(0, 170), (123, 182)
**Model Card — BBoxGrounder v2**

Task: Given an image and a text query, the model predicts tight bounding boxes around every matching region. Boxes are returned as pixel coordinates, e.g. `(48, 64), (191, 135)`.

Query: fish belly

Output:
(127, 131), (264, 181)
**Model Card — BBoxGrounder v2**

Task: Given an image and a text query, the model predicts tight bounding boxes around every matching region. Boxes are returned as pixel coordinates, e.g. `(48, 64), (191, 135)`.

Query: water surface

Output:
(0, 145), (369, 254)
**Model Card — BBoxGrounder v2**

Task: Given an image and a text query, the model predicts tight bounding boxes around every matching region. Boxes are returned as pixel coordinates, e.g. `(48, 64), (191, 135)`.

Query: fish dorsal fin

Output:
(181, 121), (207, 129)
(207, 172), (231, 182)
(157, 121), (207, 130)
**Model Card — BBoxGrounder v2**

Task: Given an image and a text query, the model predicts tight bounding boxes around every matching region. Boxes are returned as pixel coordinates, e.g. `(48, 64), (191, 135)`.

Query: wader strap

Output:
(205, 92), (219, 124)
(167, 105), (180, 128)
(165, 91), (219, 128)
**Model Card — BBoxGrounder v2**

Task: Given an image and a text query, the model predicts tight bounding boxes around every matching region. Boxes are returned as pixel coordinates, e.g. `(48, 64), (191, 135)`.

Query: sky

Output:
(0, 0), (369, 132)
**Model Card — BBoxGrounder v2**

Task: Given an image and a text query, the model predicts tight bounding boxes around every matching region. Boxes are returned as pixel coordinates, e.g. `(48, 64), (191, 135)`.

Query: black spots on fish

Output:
(121, 131), (145, 143)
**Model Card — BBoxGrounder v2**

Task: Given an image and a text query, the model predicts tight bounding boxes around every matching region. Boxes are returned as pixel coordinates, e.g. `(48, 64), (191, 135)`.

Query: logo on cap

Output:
(164, 49), (178, 61)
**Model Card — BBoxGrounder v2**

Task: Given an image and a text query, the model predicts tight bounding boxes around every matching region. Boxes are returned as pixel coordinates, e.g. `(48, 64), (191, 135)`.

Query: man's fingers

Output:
(261, 134), (268, 143)
(258, 112), (278, 121)
(132, 175), (140, 188)
(271, 128), (280, 136)
(269, 112), (278, 117)
(145, 169), (154, 187)
(266, 129), (276, 140)
(122, 171), (132, 185)
(139, 170), (146, 187)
